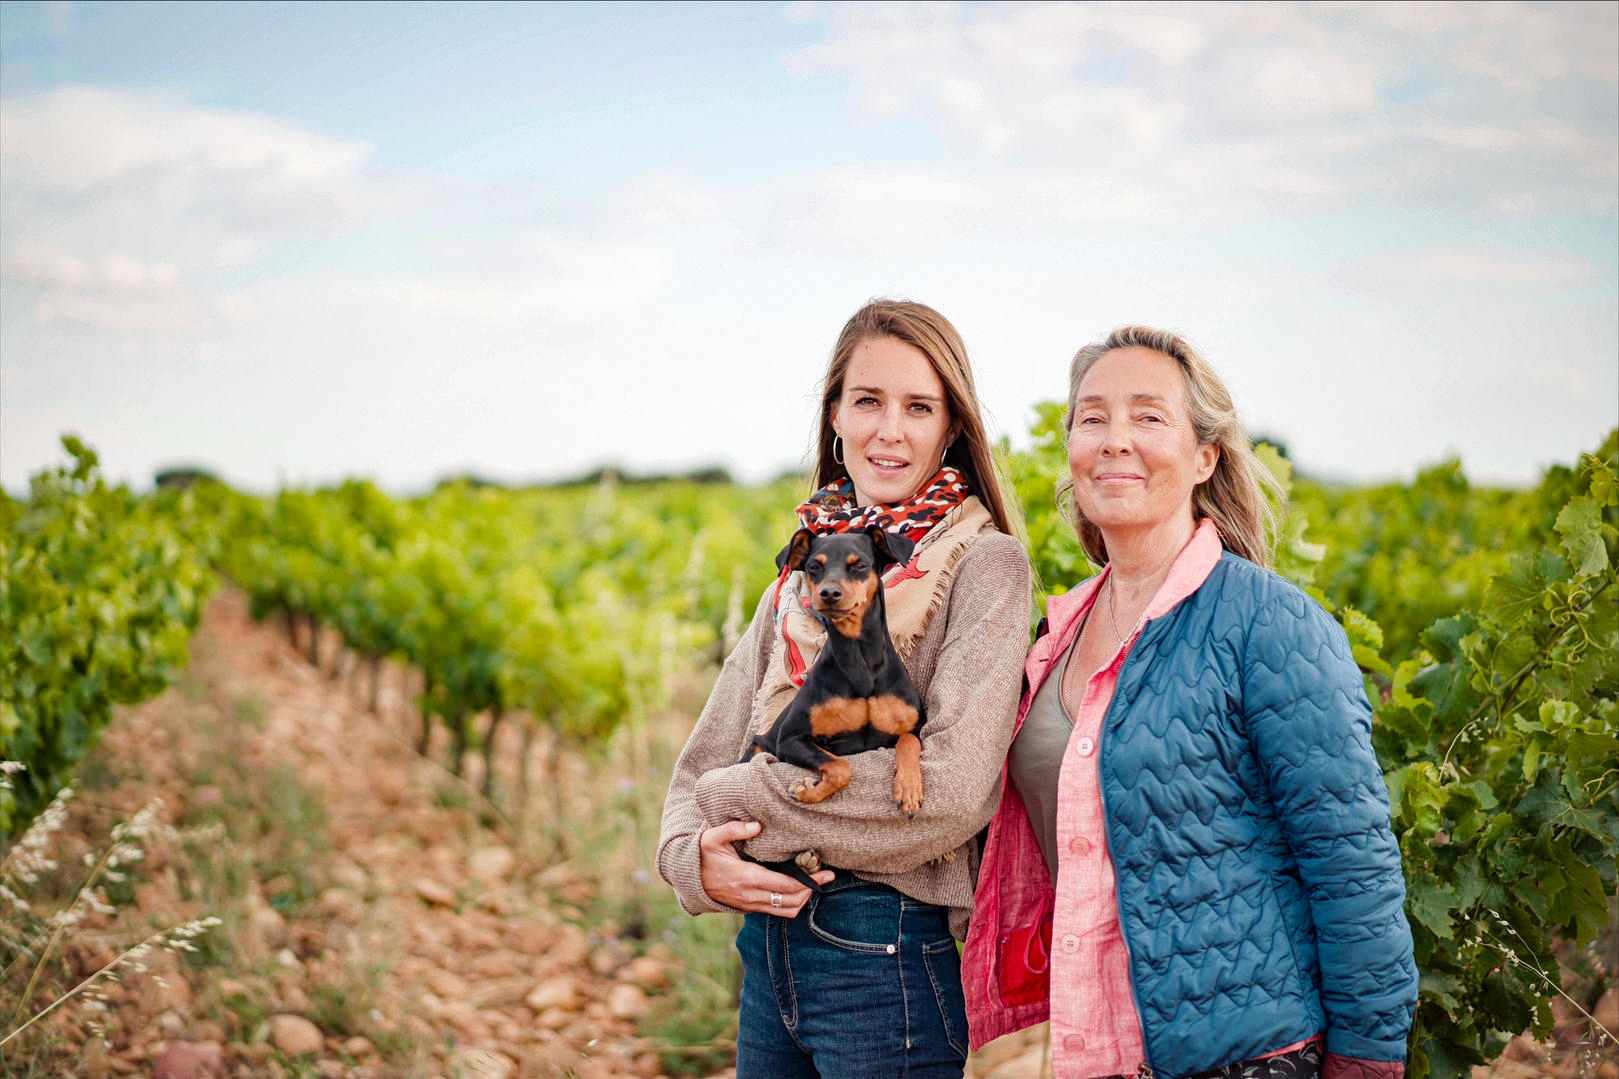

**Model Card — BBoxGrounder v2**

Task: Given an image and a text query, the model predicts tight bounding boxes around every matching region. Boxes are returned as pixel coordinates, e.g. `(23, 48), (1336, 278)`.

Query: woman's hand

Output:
(699, 820), (834, 917)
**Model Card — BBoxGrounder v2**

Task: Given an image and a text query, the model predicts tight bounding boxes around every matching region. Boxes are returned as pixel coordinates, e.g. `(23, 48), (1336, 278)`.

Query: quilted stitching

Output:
(1092, 553), (1416, 1072)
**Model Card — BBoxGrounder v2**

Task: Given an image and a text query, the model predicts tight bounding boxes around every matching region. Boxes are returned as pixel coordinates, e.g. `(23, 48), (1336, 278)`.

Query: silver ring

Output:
(769, 892), (783, 908)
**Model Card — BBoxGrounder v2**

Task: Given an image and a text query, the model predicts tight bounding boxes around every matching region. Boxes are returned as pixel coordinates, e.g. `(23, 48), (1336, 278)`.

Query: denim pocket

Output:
(806, 883), (902, 954)
(922, 937), (970, 1058)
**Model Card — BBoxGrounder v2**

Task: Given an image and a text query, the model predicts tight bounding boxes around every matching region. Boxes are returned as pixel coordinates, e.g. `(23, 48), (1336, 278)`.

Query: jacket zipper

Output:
(1096, 620), (1157, 1079)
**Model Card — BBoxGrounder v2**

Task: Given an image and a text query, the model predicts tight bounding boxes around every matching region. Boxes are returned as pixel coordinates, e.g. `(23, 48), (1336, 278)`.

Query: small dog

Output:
(741, 527), (927, 882)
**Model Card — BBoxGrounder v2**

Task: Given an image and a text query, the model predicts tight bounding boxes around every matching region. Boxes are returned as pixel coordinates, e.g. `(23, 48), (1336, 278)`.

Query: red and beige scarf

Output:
(749, 466), (995, 736)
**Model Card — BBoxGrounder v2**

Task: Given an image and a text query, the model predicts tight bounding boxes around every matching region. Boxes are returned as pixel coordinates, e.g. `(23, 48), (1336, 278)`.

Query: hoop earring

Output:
(832, 436), (844, 465)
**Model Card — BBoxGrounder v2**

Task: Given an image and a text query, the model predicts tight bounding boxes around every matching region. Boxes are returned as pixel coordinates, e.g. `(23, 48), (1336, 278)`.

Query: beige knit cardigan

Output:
(656, 529), (1032, 940)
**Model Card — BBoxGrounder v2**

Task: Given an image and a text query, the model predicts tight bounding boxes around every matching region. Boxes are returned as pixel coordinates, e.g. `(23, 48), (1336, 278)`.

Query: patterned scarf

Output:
(794, 466), (971, 543)
(749, 467), (994, 737)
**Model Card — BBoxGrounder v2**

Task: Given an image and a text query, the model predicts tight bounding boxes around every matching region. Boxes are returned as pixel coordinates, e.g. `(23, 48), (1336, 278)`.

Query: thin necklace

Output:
(1106, 574), (1126, 647)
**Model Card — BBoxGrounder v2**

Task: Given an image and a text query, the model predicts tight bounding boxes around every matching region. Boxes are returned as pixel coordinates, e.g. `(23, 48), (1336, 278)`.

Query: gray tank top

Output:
(1007, 628), (1079, 883)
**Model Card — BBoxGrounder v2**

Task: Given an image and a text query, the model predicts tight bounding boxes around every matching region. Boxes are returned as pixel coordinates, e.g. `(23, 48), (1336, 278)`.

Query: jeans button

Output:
(1063, 1033), (1086, 1051)
(886, 944), (896, 954)
(1060, 934), (1080, 953)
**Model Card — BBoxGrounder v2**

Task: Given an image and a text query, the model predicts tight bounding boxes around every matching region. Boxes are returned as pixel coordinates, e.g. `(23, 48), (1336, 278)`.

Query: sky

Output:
(1, 1), (1615, 494)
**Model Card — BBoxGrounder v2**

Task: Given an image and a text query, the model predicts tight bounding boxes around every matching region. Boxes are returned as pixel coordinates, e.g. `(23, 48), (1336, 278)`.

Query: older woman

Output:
(963, 327), (1417, 1079)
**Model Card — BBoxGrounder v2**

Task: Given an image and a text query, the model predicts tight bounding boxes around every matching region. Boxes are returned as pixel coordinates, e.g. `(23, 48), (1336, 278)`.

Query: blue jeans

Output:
(735, 873), (969, 1079)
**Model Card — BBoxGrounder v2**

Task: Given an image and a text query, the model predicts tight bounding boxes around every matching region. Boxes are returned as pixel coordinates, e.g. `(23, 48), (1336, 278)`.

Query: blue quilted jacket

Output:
(965, 546), (1418, 1072)
(1102, 552), (1415, 1069)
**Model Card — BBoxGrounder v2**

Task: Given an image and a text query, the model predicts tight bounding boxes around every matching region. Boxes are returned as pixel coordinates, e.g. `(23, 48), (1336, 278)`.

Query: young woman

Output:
(658, 299), (1032, 1079)
(963, 326), (1417, 1079)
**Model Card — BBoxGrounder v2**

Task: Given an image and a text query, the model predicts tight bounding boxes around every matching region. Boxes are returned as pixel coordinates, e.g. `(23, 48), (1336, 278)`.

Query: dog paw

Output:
(794, 849), (823, 875)
(789, 777), (817, 802)
(894, 776), (923, 819)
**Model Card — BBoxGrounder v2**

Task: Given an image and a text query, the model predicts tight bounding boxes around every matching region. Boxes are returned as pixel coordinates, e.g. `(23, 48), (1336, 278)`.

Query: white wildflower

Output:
(111, 798), (164, 842)
(0, 761), (24, 789)
(49, 908), (84, 930)
(0, 881), (30, 913)
(3, 785), (74, 885)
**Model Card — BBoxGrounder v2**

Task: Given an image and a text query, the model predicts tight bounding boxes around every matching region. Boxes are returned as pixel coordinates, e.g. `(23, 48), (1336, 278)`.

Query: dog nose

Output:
(819, 584), (842, 604)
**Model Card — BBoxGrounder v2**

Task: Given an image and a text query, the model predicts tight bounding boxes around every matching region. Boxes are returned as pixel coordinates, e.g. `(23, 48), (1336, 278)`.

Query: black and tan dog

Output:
(743, 526), (927, 827)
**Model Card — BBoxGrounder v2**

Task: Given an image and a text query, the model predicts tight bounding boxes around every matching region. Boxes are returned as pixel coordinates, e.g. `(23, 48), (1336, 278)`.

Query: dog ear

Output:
(866, 527), (915, 572)
(776, 528), (815, 572)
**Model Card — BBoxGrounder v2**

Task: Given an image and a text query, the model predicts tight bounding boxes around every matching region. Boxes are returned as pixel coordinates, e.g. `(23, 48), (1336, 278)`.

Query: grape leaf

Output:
(1554, 496), (1609, 577)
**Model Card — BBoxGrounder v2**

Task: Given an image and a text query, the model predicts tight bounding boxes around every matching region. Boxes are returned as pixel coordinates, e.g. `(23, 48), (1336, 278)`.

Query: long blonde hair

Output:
(1056, 325), (1280, 567)
(815, 299), (1021, 538)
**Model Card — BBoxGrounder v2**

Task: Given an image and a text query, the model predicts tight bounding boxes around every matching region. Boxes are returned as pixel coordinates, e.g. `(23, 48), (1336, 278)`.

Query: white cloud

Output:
(2, 243), (183, 293)
(1, 84), (369, 192)
(33, 288), (207, 335)
(384, 237), (667, 329)
(2, 241), (208, 334)
(1244, 46), (1379, 122)
(1434, 1), (1619, 87)
(788, 1), (1619, 220)
(754, 168), (993, 256)
(1344, 248), (1602, 295)
(0, 85), (422, 278)
(787, 3), (1211, 154)
(0, 85), (428, 339)
(213, 294), (257, 321)
(0, 86), (717, 345)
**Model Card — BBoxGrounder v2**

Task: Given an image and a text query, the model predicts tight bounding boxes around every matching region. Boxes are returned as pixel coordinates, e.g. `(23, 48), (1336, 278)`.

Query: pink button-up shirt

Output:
(1047, 520), (1224, 1076)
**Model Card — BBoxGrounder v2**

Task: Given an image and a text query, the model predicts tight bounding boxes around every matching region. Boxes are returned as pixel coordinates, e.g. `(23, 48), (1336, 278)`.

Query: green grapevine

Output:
(0, 438), (213, 837)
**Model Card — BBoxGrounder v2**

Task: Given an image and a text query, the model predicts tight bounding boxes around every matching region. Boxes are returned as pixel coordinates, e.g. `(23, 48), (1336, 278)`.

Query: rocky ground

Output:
(3, 589), (1613, 1079)
(7, 591), (680, 1078)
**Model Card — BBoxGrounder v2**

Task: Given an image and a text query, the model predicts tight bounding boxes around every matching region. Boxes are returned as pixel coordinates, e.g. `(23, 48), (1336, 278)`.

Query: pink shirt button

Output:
(1060, 934), (1080, 953)
(1076, 736), (1095, 756)
(1063, 1034), (1086, 1052)
(1070, 835), (1092, 855)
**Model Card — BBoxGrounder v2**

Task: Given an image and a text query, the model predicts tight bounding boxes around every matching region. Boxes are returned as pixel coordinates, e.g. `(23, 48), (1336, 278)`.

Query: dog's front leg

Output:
(893, 732), (922, 817)
(790, 745), (852, 804)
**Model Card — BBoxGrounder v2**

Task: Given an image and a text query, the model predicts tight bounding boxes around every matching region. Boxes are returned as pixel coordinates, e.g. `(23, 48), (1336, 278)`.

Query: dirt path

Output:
(48, 590), (674, 1079)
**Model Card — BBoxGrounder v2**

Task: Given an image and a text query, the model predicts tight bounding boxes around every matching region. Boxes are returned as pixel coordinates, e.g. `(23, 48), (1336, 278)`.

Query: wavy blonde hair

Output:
(1056, 326), (1280, 568)
(815, 299), (1022, 539)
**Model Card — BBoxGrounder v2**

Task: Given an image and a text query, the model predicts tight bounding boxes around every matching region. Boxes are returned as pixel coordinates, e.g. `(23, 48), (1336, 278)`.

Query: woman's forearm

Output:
(656, 589), (775, 915)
